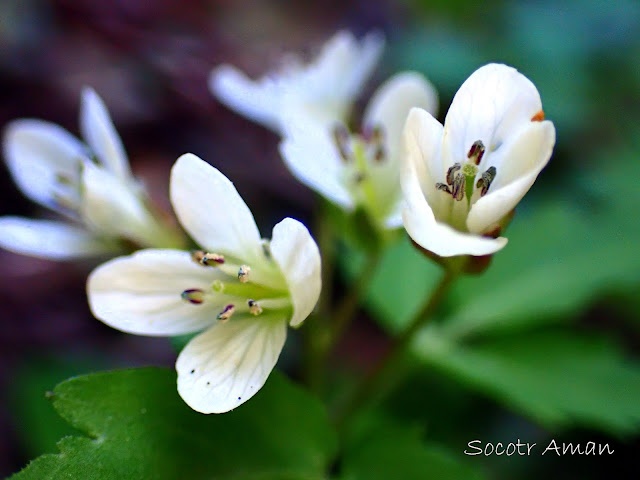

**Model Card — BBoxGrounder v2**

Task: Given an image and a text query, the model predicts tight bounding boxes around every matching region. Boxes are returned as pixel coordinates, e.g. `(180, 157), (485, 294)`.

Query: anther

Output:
(191, 250), (225, 266)
(372, 145), (386, 163)
(332, 124), (352, 162)
(451, 174), (465, 201)
(247, 299), (263, 316)
(261, 240), (272, 259)
(436, 183), (452, 194)
(467, 140), (486, 165)
(55, 173), (74, 185)
(476, 166), (497, 196)
(238, 265), (251, 283)
(353, 172), (367, 184)
(446, 163), (461, 186)
(181, 288), (205, 305)
(217, 304), (235, 322)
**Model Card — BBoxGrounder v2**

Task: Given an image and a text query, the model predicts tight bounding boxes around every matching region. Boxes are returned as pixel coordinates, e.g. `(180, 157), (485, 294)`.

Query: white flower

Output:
(209, 30), (384, 133)
(401, 63), (556, 257)
(0, 88), (183, 260)
(87, 154), (321, 413)
(279, 71), (438, 230)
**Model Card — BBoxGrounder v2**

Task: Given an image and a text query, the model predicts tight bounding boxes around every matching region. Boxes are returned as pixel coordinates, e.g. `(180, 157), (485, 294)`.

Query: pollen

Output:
(217, 304), (235, 322)
(238, 265), (251, 283)
(191, 250), (225, 266)
(247, 299), (263, 316)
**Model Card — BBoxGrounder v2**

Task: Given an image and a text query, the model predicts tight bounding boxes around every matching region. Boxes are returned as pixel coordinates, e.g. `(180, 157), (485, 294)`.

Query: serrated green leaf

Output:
(415, 330), (640, 434)
(11, 368), (336, 480)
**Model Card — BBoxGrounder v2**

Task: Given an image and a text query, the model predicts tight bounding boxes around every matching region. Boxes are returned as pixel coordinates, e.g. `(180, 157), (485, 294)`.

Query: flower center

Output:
(332, 123), (394, 224)
(51, 158), (87, 213)
(435, 140), (497, 205)
(181, 249), (289, 323)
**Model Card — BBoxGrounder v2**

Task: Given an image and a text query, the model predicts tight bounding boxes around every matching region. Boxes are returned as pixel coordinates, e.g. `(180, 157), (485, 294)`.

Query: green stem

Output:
(302, 201), (336, 393)
(329, 247), (383, 347)
(333, 268), (458, 428)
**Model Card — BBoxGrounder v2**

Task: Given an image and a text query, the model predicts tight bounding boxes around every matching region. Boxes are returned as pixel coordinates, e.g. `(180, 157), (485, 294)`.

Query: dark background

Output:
(1, 0), (639, 478)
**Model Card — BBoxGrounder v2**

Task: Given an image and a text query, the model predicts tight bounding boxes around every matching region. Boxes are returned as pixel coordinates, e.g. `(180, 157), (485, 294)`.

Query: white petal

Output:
(170, 154), (263, 262)
(80, 161), (157, 246)
(442, 64), (543, 169)
(210, 31), (383, 134)
(176, 315), (287, 413)
(403, 207), (507, 257)
(0, 216), (115, 260)
(3, 119), (85, 211)
(79, 87), (131, 179)
(87, 249), (223, 336)
(303, 30), (384, 112)
(402, 108), (447, 220)
(269, 218), (321, 327)
(384, 200), (404, 229)
(363, 71), (439, 159)
(278, 125), (354, 210)
(209, 65), (281, 132)
(467, 121), (556, 234)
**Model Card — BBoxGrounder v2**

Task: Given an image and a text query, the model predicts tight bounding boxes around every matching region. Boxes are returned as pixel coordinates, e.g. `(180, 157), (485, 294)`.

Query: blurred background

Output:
(1, 0), (639, 478)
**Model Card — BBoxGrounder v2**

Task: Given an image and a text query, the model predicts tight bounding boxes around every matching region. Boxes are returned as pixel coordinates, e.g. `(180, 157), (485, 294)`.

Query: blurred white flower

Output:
(0, 88), (184, 260)
(401, 63), (556, 258)
(88, 154), (321, 413)
(209, 30), (384, 133)
(280, 72), (438, 230)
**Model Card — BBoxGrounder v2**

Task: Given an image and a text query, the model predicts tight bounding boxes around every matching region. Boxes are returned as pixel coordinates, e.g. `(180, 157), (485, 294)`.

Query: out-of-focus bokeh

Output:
(1, 0), (639, 478)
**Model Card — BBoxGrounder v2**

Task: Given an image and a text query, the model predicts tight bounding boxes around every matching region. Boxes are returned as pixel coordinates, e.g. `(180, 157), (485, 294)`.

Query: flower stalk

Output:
(332, 266), (459, 428)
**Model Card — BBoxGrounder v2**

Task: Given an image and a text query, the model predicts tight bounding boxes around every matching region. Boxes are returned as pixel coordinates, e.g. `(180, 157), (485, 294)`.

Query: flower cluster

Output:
(212, 31), (439, 231)
(2, 30), (554, 414)
(0, 89), (184, 260)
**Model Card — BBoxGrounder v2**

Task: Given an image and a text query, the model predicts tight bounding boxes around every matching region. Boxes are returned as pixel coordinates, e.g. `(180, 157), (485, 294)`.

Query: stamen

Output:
(247, 299), (263, 316)
(451, 173), (465, 201)
(436, 183), (452, 194)
(217, 304), (235, 322)
(261, 240), (272, 259)
(238, 265), (251, 283)
(181, 288), (205, 305)
(531, 110), (545, 122)
(191, 250), (225, 266)
(353, 172), (367, 184)
(446, 163), (461, 186)
(467, 140), (486, 165)
(372, 145), (386, 163)
(332, 124), (352, 162)
(477, 166), (496, 196)
(55, 173), (74, 185)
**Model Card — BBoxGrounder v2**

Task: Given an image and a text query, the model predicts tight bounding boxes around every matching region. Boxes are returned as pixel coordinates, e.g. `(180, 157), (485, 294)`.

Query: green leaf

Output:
(340, 419), (484, 480)
(11, 368), (337, 480)
(416, 330), (640, 434)
(441, 202), (640, 340)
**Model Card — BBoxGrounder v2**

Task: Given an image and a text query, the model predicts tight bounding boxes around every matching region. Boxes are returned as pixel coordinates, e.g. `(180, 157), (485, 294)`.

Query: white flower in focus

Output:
(280, 72), (439, 230)
(209, 30), (384, 133)
(0, 88), (183, 260)
(401, 63), (556, 258)
(88, 154), (321, 413)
